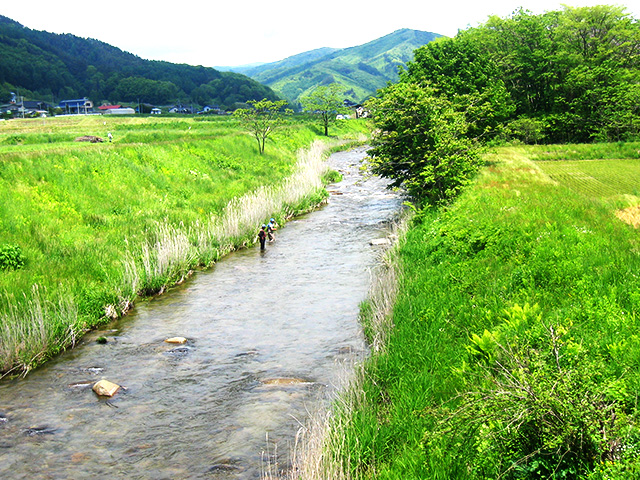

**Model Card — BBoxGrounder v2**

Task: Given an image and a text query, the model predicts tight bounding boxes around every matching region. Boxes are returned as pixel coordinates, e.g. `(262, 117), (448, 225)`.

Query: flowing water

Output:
(0, 147), (402, 479)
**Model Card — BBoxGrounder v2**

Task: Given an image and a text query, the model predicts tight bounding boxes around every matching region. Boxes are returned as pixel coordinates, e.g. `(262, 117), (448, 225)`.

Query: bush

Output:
(0, 244), (26, 271)
(507, 117), (546, 144)
(366, 82), (482, 206)
(322, 169), (343, 184)
(424, 303), (639, 478)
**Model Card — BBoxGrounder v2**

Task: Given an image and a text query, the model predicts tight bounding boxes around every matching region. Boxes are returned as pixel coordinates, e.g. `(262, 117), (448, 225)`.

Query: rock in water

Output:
(24, 426), (57, 436)
(164, 337), (187, 344)
(92, 380), (120, 397)
(262, 378), (310, 386)
(370, 238), (391, 246)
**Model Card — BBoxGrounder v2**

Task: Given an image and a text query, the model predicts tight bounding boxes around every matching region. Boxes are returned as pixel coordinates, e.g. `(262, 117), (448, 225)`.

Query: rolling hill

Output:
(0, 15), (279, 109)
(221, 29), (443, 104)
(0, 16), (443, 110)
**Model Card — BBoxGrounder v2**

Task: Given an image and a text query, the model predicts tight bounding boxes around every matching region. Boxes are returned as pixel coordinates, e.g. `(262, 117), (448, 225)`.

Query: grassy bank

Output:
(301, 143), (640, 479)
(0, 115), (369, 375)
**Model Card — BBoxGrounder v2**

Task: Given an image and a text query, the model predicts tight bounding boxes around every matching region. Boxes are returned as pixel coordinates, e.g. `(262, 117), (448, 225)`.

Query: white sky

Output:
(1, 1), (637, 67)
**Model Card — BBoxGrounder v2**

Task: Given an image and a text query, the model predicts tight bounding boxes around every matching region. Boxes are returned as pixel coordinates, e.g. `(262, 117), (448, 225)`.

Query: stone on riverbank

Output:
(92, 380), (120, 397)
(74, 135), (103, 143)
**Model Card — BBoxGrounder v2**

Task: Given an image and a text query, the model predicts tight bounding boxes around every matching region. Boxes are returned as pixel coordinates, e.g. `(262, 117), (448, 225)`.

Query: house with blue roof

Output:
(58, 98), (94, 114)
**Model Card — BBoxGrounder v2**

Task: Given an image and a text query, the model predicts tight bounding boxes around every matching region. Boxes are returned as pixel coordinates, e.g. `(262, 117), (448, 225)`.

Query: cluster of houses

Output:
(1, 98), (51, 118)
(1, 95), (225, 118)
(2, 95), (367, 119)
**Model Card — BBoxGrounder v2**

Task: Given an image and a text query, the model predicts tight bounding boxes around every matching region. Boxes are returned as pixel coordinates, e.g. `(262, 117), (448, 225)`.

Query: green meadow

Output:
(306, 143), (640, 479)
(0, 114), (368, 375)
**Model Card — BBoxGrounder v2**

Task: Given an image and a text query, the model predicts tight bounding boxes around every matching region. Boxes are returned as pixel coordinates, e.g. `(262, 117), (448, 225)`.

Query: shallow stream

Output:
(0, 146), (402, 479)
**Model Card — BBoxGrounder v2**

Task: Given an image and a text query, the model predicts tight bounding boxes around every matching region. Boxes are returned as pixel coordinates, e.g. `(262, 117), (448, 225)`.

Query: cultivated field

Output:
(537, 158), (640, 198)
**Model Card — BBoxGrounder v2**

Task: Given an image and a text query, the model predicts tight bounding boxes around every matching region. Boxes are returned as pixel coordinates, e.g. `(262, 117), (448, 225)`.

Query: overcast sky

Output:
(1, 1), (636, 67)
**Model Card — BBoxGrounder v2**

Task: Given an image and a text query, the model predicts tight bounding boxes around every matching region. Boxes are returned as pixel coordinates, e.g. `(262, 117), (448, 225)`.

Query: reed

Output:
(211, 140), (327, 238)
(360, 217), (409, 354)
(0, 285), (79, 376)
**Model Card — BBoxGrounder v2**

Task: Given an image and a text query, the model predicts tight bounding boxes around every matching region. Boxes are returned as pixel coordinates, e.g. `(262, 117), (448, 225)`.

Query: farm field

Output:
(536, 158), (640, 198)
(0, 114), (369, 375)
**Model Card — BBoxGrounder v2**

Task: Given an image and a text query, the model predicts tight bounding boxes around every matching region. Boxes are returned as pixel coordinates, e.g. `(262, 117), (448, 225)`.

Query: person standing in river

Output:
(258, 224), (267, 250)
(267, 218), (278, 242)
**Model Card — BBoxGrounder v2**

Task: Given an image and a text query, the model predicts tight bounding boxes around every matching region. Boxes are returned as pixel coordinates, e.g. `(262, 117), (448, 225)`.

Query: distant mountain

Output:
(217, 61), (270, 74)
(0, 16), (279, 109)
(225, 29), (443, 104)
(221, 47), (342, 77)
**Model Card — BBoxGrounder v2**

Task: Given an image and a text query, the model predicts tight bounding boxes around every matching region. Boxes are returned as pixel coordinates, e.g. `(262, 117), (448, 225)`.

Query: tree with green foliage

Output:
(408, 34), (515, 140)
(234, 99), (291, 154)
(366, 82), (482, 205)
(404, 5), (640, 144)
(301, 83), (348, 136)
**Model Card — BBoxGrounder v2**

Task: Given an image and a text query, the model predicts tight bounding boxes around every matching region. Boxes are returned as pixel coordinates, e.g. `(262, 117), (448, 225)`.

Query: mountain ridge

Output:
(0, 15), (279, 108)
(0, 16), (442, 108)
(221, 28), (443, 104)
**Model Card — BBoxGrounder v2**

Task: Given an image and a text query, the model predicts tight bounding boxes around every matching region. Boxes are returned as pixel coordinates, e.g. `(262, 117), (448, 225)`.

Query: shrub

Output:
(422, 302), (640, 478)
(0, 244), (26, 271)
(322, 169), (343, 184)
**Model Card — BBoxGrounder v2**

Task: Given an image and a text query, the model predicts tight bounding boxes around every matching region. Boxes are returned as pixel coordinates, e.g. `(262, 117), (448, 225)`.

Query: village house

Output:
(169, 104), (194, 114)
(1, 101), (50, 117)
(98, 104), (122, 112)
(198, 105), (222, 114)
(58, 98), (94, 114)
(102, 107), (135, 115)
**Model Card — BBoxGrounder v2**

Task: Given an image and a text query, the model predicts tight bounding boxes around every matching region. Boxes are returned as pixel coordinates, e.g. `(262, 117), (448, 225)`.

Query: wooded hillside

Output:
(227, 29), (442, 104)
(0, 16), (279, 108)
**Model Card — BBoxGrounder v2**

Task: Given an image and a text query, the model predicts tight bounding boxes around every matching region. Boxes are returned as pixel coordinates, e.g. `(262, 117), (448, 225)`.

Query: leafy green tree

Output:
(301, 83), (348, 136)
(234, 99), (291, 154)
(403, 5), (640, 144)
(113, 76), (182, 104)
(366, 82), (482, 205)
(408, 34), (514, 140)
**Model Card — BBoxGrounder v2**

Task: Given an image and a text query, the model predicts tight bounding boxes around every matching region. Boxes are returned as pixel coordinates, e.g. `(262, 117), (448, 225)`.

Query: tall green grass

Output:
(0, 115), (369, 375)
(304, 145), (640, 479)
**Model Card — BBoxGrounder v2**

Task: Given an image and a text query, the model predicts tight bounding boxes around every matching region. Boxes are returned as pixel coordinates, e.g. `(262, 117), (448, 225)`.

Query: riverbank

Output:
(0, 145), (402, 480)
(296, 143), (640, 479)
(0, 115), (369, 376)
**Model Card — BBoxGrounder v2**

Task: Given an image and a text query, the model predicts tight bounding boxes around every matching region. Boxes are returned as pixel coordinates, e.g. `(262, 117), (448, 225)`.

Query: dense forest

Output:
(0, 16), (280, 108)
(367, 5), (640, 207)
(413, 5), (640, 144)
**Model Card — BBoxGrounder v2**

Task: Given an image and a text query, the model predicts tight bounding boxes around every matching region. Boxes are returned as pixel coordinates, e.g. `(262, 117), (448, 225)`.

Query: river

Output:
(0, 146), (402, 479)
